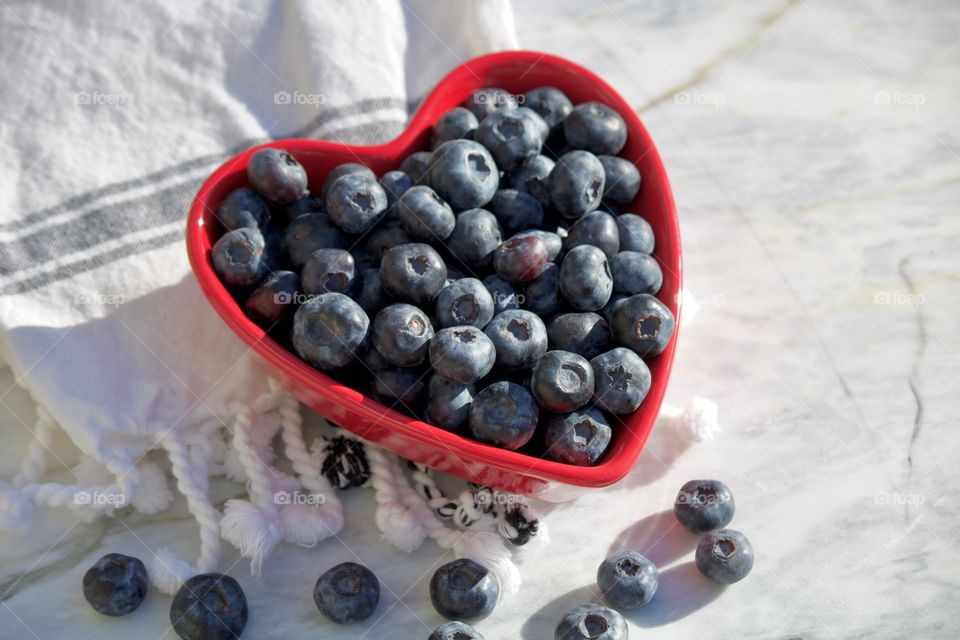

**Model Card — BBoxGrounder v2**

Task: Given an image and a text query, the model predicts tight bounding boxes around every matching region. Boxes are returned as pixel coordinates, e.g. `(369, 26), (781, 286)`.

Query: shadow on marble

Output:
(626, 561), (725, 628)
(606, 508), (699, 568)
(519, 583), (599, 640)
(620, 417), (696, 490)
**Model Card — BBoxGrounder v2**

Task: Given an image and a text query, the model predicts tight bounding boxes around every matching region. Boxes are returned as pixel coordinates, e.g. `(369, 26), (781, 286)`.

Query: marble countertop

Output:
(2, 1), (958, 638)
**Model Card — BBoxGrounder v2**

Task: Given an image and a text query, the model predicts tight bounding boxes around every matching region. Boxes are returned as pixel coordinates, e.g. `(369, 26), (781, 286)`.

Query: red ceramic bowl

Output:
(186, 50), (681, 501)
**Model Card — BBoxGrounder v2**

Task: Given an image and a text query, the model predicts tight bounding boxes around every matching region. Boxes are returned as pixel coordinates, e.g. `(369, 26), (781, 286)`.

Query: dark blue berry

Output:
(429, 326), (496, 384)
(549, 151), (605, 219)
(563, 102), (628, 156)
(464, 87), (518, 120)
(514, 229), (562, 262)
(397, 185), (455, 241)
(484, 310), (548, 370)
(372, 366), (427, 409)
(516, 106), (550, 141)
(531, 350), (595, 412)
(601, 294), (628, 324)
(367, 222), (411, 266)
(212, 227), (271, 287)
(170, 573), (248, 640)
(320, 163), (375, 203)
(598, 156), (641, 205)
(475, 111), (542, 172)
(469, 381), (538, 449)
(82, 553), (148, 617)
(554, 604), (626, 640)
(429, 140), (499, 210)
(313, 562), (380, 624)
(292, 293), (369, 370)
(400, 151), (433, 184)
(566, 211), (620, 259)
(245, 270), (299, 327)
(282, 212), (350, 268)
(380, 170), (415, 211)
(356, 267), (388, 315)
(544, 407), (612, 465)
(609, 293), (675, 357)
(674, 479), (735, 534)
(547, 312), (611, 360)
(325, 172), (388, 234)
(380, 243), (447, 305)
(610, 251), (662, 295)
(695, 529), (754, 584)
(446, 208), (502, 271)
(372, 303), (434, 367)
(522, 262), (562, 317)
(489, 189), (544, 235)
(284, 193), (324, 220)
(302, 248), (360, 296)
(597, 550), (658, 610)
(430, 558), (500, 621)
(217, 187), (269, 231)
(559, 245), (613, 311)
(590, 348), (651, 414)
(522, 86), (573, 129)
(493, 234), (548, 283)
(430, 620), (487, 640)
(425, 374), (475, 431)
(616, 214), (655, 254)
(483, 275), (521, 314)
(436, 278), (495, 329)
(506, 154), (555, 207)
(433, 107), (480, 147)
(248, 148), (308, 204)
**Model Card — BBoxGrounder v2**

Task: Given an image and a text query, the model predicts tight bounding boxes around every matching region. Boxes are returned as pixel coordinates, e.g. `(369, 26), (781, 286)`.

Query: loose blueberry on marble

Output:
(247, 147), (308, 204)
(446, 208), (503, 271)
(313, 562), (380, 624)
(610, 251), (663, 296)
(559, 245), (613, 312)
(522, 262), (563, 317)
(429, 139), (500, 210)
(531, 350), (596, 412)
(325, 171), (388, 234)
(544, 407), (611, 466)
(82, 553), (148, 617)
(432, 106), (480, 147)
(522, 86), (574, 129)
(302, 248), (360, 297)
(563, 102), (628, 156)
(244, 270), (299, 327)
(217, 187), (270, 231)
(430, 558), (500, 621)
(371, 366), (427, 409)
(493, 234), (549, 283)
(170, 573), (248, 640)
(597, 550), (659, 610)
(590, 347), (651, 415)
(674, 479), (736, 534)
(565, 210), (620, 259)
(282, 212), (350, 268)
(372, 303), (435, 367)
(320, 162), (376, 203)
(367, 222), (411, 266)
(547, 312), (612, 360)
(379, 243), (447, 305)
(468, 381), (539, 450)
(435, 278), (495, 329)
(379, 169), (415, 211)
(484, 309), (548, 371)
(489, 188), (544, 234)
(597, 155), (641, 206)
(615, 214), (655, 254)
(505, 154), (555, 207)
(554, 603), (627, 640)
(211, 227), (271, 287)
(475, 110), (543, 172)
(483, 275), (521, 314)
(429, 326), (497, 384)
(424, 374), (475, 431)
(400, 151), (433, 185)
(464, 87), (519, 120)
(695, 529), (754, 584)
(549, 150), (606, 219)
(292, 293), (369, 370)
(609, 293), (675, 357)
(430, 620), (487, 640)
(397, 185), (456, 241)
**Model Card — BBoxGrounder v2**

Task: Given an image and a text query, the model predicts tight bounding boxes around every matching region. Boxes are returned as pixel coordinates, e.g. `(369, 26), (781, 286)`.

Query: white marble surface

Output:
(2, 1), (959, 638)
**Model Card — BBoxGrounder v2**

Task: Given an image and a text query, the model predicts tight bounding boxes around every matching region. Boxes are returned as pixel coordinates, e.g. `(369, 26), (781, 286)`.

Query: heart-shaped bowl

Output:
(187, 50), (681, 501)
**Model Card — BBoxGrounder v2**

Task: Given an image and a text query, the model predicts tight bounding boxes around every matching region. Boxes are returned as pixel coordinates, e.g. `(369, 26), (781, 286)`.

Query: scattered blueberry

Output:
(170, 573), (248, 640)
(483, 275), (521, 314)
(505, 154), (555, 207)
(695, 529), (754, 584)
(400, 151), (433, 184)
(547, 312), (611, 360)
(429, 326), (497, 384)
(430, 620), (487, 640)
(549, 150), (605, 219)
(245, 270), (299, 327)
(380, 170), (415, 211)
(493, 234), (549, 283)
(217, 187), (270, 231)
(522, 262), (563, 317)
(610, 251), (662, 295)
(563, 102), (628, 156)
(674, 479), (736, 534)
(430, 558), (500, 621)
(597, 550), (658, 610)
(522, 86), (573, 129)
(559, 245), (613, 311)
(247, 147), (308, 204)
(282, 212), (350, 268)
(313, 562), (380, 624)
(597, 156), (641, 205)
(435, 278), (495, 328)
(464, 87), (519, 120)
(429, 140), (499, 210)
(489, 189), (544, 235)
(475, 110), (542, 172)
(372, 303), (435, 367)
(469, 381), (539, 450)
(566, 210), (620, 259)
(212, 227), (271, 287)
(554, 604), (626, 640)
(484, 310), (548, 370)
(433, 107), (480, 147)
(544, 407), (612, 466)
(446, 208), (503, 271)
(320, 163), (376, 203)
(397, 185), (456, 241)
(615, 214), (655, 254)
(302, 248), (360, 296)
(609, 293), (675, 357)
(82, 553), (148, 617)
(380, 243), (447, 305)
(424, 374), (475, 431)
(590, 348), (651, 415)
(325, 171), (388, 234)
(292, 293), (369, 370)
(531, 350), (595, 412)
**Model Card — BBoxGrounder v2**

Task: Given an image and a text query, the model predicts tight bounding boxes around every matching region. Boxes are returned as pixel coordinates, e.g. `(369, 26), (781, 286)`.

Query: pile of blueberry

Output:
(210, 84), (675, 466)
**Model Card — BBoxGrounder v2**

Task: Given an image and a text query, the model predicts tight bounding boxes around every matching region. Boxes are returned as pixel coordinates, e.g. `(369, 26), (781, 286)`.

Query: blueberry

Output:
(212, 227), (271, 287)
(245, 270), (299, 327)
(82, 553), (148, 617)
(325, 171), (388, 234)
(601, 294), (628, 325)
(674, 479), (735, 534)
(598, 156), (641, 205)
(522, 262), (563, 317)
(380, 243), (447, 305)
(489, 189), (544, 235)
(380, 170), (415, 211)
(616, 214), (655, 254)
(170, 573), (248, 640)
(302, 248), (360, 296)
(400, 151), (434, 184)
(320, 163), (376, 203)
(430, 621), (487, 640)
(217, 187), (270, 231)
(397, 185), (455, 241)
(515, 229), (562, 262)
(464, 87), (519, 120)
(433, 107), (480, 147)
(292, 293), (369, 369)
(359, 340), (392, 372)
(285, 193), (324, 220)
(430, 558), (500, 621)
(367, 222), (411, 266)
(475, 110), (542, 172)
(610, 252), (662, 295)
(531, 350), (595, 412)
(372, 366), (427, 409)
(597, 550), (658, 610)
(609, 293), (675, 357)
(282, 212), (350, 268)
(484, 309), (548, 370)
(312, 562), (380, 624)
(563, 102), (628, 156)
(429, 140), (499, 210)
(544, 407), (611, 466)
(446, 208), (502, 271)
(547, 312), (611, 360)
(469, 381), (538, 449)
(372, 303), (434, 367)
(549, 151), (605, 219)
(590, 348), (651, 414)
(566, 211), (620, 259)
(523, 86), (574, 129)
(483, 275), (521, 314)
(695, 529), (754, 584)
(247, 148), (308, 204)
(436, 278), (495, 328)
(425, 374), (475, 431)
(506, 154), (555, 207)
(554, 604), (626, 640)
(516, 106), (550, 141)
(429, 326), (496, 384)
(559, 245), (613, 311)
(493, 234), (549, 283)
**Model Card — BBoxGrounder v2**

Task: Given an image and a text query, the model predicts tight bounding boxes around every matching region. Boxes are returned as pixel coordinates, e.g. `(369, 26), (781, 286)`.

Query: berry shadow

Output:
(606, 508), (699, 568)
(617, 413), (696, 490)
(624, 561), (725, 628)
(519, 584), (598, 640)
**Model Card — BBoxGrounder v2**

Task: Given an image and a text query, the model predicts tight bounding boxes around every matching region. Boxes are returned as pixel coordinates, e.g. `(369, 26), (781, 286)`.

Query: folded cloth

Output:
(0, 0), (518, 593)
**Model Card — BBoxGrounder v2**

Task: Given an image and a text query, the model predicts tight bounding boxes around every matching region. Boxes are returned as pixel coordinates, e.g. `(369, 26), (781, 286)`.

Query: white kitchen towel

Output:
(0, 0), (519, 594)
